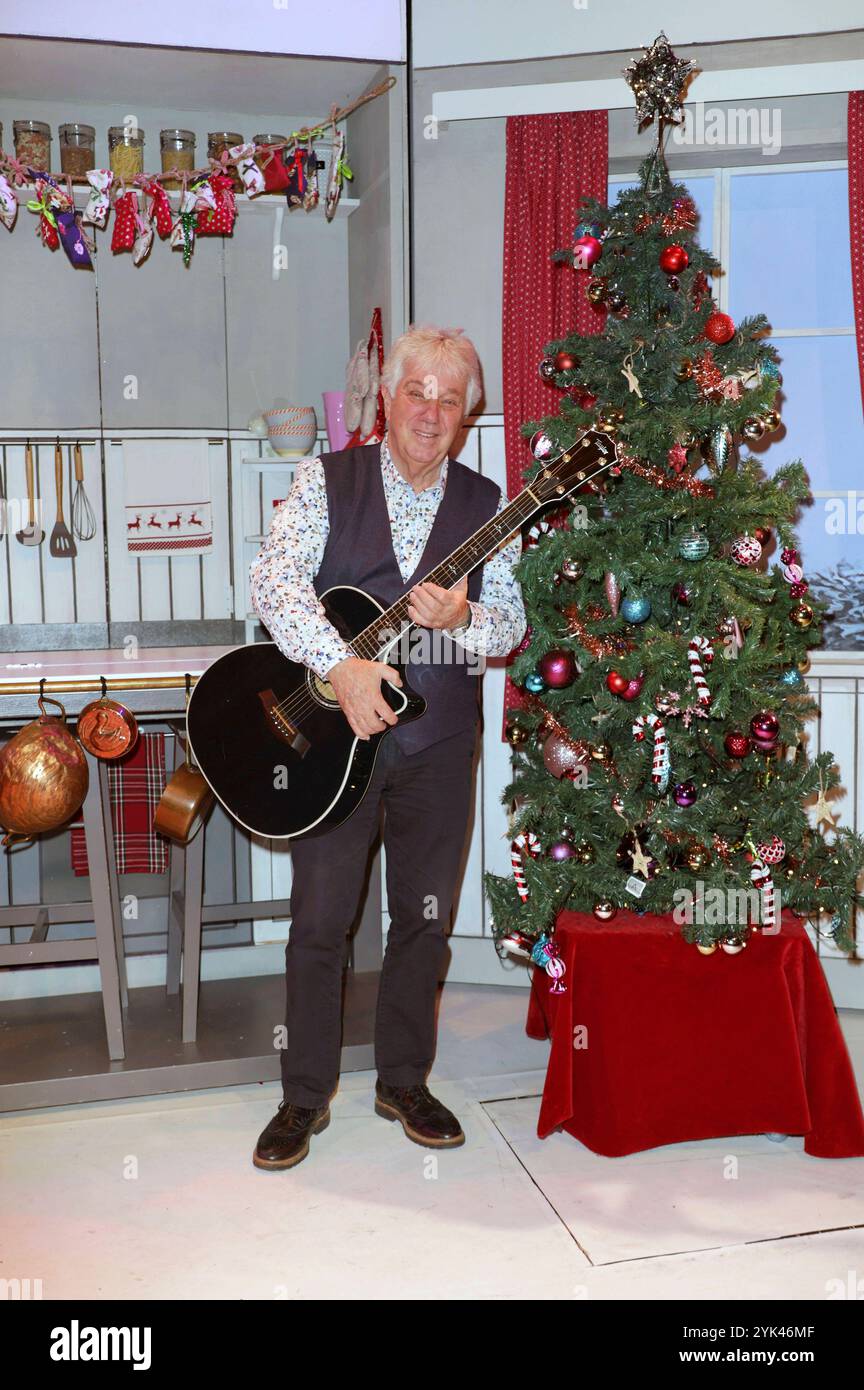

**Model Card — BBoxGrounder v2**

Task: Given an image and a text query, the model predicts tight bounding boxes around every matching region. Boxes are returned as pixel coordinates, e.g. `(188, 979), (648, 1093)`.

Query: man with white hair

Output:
(249, 325), (526, 1169)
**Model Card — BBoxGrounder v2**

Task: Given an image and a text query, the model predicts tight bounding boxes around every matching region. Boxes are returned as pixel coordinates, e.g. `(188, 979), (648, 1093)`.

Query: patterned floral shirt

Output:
(249, 432), (526, 679)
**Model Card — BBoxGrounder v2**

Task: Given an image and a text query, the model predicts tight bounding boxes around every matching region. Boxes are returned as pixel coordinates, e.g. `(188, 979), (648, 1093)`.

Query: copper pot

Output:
(77, 693), (138, 760)
(0, 694), (89, 845)
(153, 763), (214, 844)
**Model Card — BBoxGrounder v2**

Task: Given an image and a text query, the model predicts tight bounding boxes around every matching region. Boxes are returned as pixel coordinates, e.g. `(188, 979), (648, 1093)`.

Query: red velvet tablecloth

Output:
(525, 909), (864, 1158)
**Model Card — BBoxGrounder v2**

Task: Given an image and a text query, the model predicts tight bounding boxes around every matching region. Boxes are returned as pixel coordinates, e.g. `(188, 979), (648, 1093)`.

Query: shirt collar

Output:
(381, 430), (448, 496)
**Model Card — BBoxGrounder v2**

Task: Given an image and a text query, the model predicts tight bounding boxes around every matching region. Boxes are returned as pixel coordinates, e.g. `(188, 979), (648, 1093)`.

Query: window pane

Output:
(729, 169), (853, 329)
(751, 335), (864, 649)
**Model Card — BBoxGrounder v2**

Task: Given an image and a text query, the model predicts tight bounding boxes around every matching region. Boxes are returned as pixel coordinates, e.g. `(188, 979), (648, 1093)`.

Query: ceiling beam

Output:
(432, 59), (864, 122)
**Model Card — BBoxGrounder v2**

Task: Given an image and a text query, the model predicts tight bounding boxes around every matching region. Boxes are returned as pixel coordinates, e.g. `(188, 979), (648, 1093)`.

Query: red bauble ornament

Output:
(754, 526), (771, 545)
(573, 235), (603, 269)
(554, 350), (579, 372)
(539, 648), (577, 689)
(724, 730), (752, 758)
(750, 710), (779, 750)
(622, 675), (644, 701)
(606, 671), (629, 696)
(659, 244), (689, 274)
(704, 311), (735, 344)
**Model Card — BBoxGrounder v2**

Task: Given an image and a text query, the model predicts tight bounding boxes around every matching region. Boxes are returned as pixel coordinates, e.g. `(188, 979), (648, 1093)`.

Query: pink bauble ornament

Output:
(756, 835), (786, 865)
(731, 534), (762, 567)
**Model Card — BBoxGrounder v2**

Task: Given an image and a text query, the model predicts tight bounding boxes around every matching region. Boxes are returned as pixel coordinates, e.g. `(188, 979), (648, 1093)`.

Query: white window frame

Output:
(610, 158), (863, 668)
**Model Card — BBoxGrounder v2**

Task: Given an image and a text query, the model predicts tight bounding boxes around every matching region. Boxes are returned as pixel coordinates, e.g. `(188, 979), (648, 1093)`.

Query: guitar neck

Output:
(346, 486), (543, 662)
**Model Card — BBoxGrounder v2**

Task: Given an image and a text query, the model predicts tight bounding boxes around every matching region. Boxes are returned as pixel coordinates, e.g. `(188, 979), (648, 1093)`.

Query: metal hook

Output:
(100, 675), (108, 700)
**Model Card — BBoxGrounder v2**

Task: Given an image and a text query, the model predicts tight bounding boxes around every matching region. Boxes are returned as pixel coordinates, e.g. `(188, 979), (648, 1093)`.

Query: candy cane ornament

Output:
(632, 712), (670, 791)
(530, 935), (567, 995)
(751, 858), (776, 928)
(524, 518), (551, 551)
(688, 636), (714, 705)
(511, 831), (541, 903)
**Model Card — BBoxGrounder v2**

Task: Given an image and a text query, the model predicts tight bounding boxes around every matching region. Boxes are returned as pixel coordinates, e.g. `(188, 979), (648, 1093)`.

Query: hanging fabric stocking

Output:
(111, 189), (138, 253)
(230, 142), (265, 198)
(81, 168), (113, 227)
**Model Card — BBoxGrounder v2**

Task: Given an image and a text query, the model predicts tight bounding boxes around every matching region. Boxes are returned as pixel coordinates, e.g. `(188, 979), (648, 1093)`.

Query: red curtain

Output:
(501, 109), (608, 733)
(850, 93), (864, 417)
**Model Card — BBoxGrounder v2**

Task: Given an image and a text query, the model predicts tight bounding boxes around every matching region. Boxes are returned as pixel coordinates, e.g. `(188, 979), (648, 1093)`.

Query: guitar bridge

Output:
(257, 689), (310, 755)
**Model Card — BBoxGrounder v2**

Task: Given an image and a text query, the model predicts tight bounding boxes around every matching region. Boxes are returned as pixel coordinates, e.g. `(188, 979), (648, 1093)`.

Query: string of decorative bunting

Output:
(0, 75), (396, 269)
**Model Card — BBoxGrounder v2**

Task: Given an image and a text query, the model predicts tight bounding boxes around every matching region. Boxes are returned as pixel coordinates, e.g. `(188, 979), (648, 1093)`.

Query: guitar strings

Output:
(270, 440), (620, 729)
(271, 445), (620, 728)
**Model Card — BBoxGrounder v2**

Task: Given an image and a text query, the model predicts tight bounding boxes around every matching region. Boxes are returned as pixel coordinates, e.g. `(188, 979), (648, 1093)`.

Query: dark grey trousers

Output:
(281, 721), (479, 1107)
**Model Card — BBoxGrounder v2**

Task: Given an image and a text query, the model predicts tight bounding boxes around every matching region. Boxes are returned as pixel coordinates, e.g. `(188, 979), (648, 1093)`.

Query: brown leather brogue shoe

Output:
(253, 1100), (330, 1170)
(374, 1081), (465, 1148)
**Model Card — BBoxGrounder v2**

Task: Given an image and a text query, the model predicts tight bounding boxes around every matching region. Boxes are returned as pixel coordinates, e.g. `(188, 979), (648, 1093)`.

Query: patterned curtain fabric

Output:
(849, 93), (864, 418)
(501, 109), (608, 733)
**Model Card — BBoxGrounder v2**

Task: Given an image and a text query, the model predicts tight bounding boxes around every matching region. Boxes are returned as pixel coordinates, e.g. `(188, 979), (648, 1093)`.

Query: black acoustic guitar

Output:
(186, 429), (619, 839)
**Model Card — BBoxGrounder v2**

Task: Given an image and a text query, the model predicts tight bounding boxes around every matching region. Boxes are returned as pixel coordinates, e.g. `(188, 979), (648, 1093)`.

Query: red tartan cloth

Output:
(501, 109), (608, 737)
(525, 908), (864, 1159)
(70, 732), (169, 876)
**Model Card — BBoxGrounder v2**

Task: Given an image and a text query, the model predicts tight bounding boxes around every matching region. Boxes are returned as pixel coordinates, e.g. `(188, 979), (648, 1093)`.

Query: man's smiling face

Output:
(382, 358), (467, 478)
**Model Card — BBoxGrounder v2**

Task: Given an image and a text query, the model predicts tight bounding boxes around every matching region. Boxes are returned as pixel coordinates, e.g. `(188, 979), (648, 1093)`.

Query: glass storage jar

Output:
(59, 123), (96, 178)
(108, 125), (145, 179)
(160, 129), (196, 189)
(207, 131), (244, 192)
(14, 120), (51, 172)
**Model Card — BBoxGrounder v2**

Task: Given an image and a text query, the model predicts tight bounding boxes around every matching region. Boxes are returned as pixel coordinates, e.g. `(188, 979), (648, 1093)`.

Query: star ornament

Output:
(624, 33), (697, 131)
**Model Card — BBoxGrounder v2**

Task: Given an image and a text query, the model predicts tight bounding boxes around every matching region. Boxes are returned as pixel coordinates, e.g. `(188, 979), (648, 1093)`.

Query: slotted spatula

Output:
(15, 441), (44, 546)
(49, 438), (77, 558)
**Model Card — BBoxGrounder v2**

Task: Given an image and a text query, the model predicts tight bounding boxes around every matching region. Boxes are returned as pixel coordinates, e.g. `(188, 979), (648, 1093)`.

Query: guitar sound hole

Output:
(309, 671), (341, 707)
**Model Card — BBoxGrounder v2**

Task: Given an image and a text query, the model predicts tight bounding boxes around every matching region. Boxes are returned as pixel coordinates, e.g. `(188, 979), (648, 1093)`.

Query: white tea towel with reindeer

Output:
(123, 440), (213, 555)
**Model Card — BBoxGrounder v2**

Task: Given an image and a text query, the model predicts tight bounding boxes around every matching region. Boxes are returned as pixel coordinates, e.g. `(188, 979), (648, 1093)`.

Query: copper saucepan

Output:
(77, 679), (138, 760)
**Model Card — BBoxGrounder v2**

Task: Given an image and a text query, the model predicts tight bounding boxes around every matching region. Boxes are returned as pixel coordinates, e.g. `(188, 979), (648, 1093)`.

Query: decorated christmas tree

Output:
(485, 35), (864, 963)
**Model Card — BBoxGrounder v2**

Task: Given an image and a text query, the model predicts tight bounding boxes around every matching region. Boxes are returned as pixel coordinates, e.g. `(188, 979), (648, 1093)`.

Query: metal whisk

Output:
(71, 441), (97, 541)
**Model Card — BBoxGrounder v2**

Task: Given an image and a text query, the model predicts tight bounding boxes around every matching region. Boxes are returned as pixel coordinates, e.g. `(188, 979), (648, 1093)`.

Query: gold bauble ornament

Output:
(586, 279), (607, 304)
(687, 844), (711, 871)
(762, 409), (782, 432)
(742, 416), (766, 441)
(797, 656), (811, 675)
(696, 942), (717, 955)
(593, 899), (617, 921)
(675, 358), (694, 381)
(591, 742), (613, 764)
(505, 722), (529, 748)
(577, 843), (596, 864)
(790, 603), (814, 629)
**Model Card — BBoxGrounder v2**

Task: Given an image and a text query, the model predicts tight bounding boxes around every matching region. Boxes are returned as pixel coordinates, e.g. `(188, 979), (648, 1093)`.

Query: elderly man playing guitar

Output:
(247, 325), (526, 1169)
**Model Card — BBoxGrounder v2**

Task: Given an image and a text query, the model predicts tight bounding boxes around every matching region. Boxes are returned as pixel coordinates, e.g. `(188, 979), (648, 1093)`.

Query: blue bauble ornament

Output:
(621, 595), (652, 624)
(524, 672), (546, 694)
(530, 935), (551, 965)
(779, 667), (804, 688)
(678, 531), (709, 561)
(575, 220), (602, 240)
(760, 359), (781, 382)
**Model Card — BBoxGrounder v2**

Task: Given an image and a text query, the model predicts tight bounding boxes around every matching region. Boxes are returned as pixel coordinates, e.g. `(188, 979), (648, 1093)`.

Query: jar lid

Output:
(160, 128), (195, 143)
(14, 119), (51, 135)
(108, 125), (144, 143)
(253, 133), (287, 145)
(208, 131), (244, 144)
(59, 123), (96, 140)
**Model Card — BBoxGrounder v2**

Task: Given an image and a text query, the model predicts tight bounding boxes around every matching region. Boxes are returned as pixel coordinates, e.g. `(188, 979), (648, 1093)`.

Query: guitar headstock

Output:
(529, 428), (620, 506)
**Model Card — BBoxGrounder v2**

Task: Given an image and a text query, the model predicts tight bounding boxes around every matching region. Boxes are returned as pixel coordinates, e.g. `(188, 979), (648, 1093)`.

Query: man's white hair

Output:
(381, 324), (483, 416)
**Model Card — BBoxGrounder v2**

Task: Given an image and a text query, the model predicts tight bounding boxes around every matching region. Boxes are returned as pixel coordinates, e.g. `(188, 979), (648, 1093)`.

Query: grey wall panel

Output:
(98, 232), (228, 431)
(224, 209), (350, 430)
(0, 214), (101, 431)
